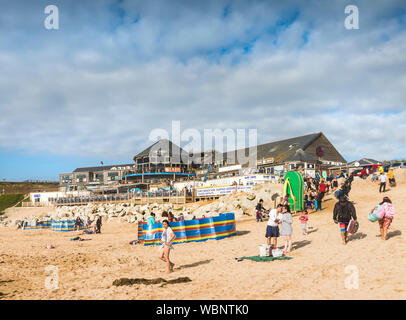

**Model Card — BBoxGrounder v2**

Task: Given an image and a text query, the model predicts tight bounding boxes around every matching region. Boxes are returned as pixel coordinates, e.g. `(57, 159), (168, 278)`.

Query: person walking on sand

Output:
(318, 179), (327, 210)
(74, 216), (82, 232)
(379, 172), (387, 193)
(388, 169), (395, 187)
(280, 205), (293, 254)
(266, 204), (283, 250)
(333, 195), (357, 245)
(377, 197), (395, 240)
(158, 220), (176, 273)
(95, 216), (102, 234)
(299, 210), (309, 235)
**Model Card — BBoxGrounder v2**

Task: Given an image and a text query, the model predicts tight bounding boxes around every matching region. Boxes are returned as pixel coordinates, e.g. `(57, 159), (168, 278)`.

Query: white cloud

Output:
(0, 0), (405, 164)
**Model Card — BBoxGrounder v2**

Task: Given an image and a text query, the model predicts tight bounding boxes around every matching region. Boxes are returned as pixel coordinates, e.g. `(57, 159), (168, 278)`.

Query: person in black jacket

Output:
(95, 216), (102, 234)
(255, 199), (265, 222)
(333, 195), (357, 245)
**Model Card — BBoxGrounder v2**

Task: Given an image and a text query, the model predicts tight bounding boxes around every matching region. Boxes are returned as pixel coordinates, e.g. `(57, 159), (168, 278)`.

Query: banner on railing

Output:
(139, 213), (236, 246)
(196, 185), (253, 197)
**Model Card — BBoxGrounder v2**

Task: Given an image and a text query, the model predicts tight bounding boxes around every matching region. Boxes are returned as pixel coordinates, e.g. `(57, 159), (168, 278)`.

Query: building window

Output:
(76, 174), (86, 183)
(108, 172), (119, 181)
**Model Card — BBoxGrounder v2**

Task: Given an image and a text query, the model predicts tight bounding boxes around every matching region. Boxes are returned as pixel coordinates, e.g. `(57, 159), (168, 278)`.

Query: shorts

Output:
(379, 216), (393, 229)
(339, 222), (348, 232)
(266, 225), (280, 238)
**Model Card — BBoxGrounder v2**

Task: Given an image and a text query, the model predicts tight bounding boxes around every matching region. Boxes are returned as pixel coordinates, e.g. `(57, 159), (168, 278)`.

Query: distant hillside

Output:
(0, 182), (59, 195)
(0, 194), (25, 215)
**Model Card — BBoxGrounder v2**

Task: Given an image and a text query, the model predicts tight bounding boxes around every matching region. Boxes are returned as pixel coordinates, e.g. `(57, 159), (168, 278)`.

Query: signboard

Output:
(34, 194), (40, 198)
(196, 185), (253, 197)
(164, 167), (181, 173)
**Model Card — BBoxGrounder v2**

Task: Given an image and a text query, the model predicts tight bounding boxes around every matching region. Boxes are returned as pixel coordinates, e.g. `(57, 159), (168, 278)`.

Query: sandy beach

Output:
(1, 170), (405, 300)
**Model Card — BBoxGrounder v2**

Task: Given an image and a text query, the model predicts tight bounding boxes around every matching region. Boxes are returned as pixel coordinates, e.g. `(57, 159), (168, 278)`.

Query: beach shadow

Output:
(236, 230), (250, 236)
(292, 240), (311, 250)
(0, 280), (14, 284)
(387, 230), (402, 240)
(348, 232), (367, 241)
(307, 228), (318, 234)
(176, 259), (213, 270)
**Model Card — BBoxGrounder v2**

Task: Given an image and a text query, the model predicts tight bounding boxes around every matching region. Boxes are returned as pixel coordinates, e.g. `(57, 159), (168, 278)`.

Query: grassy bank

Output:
(0, 194), (25, 215)
(0, 182), (58, 195)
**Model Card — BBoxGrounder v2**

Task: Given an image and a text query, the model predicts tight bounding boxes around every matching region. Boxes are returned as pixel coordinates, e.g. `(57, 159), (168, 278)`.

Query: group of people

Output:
(147, 211), (184, 227)
(154, 169), (398, 272)
(264, 203), (310, 254)
(333, 194), (395, 244)
(303, 176), (336, 212)
(75, 216), (102, 234)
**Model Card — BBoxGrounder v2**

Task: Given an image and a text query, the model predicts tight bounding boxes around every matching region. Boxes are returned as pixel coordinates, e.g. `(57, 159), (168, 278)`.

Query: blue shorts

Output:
(266, 226), (280, 238)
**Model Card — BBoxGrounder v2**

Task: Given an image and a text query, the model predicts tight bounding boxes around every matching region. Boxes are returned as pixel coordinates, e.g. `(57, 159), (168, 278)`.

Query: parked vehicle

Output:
(390, 162), (406, 169)
(351, 164), (382, 179)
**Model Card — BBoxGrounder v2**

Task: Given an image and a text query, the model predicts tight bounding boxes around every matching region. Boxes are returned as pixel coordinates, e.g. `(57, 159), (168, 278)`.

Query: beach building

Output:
(59, 164), (135, 192)
(122, 139), (196, 186)
(217, 132), (346, 179)
(59, 132), (346, 192)
(329, 158), (382, 175)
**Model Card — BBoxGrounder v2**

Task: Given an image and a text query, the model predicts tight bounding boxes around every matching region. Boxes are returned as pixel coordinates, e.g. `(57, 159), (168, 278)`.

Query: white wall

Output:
(30, 191), (91, 204)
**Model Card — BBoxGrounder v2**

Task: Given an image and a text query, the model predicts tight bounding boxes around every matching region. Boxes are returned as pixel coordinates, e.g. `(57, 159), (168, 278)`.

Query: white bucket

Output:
(272, 249), (283, 258)
(259, 244), (272, 257)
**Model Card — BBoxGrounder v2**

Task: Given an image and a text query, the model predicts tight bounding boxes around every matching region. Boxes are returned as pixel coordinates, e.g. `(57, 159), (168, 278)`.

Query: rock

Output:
(247, 193), (256, 201)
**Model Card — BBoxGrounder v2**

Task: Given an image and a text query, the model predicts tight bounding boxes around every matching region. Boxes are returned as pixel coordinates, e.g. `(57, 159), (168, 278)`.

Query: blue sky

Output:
(1, 0), (406, 181)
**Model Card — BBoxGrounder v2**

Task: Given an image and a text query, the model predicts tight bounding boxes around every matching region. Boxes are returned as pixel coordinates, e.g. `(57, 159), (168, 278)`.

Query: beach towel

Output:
(374, 205), (386, 219)
(368, 213), (380, 222)
(368, 204), (387, 222)
(239, 256), (293, 262)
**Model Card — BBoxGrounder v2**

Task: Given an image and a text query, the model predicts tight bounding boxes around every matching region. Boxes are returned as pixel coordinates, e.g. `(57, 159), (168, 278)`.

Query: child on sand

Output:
(377, 197), (395, 240)
(280, 205), (293, 254)
(255, 199), (265, 222)
(333, 195), (357, 245)
(158, 220), (176, 273)
(299, 211), (309, 235)
(304, 194), (313, 210)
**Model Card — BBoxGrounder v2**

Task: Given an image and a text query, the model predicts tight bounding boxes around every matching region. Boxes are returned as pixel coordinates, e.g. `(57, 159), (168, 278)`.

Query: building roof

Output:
(223, 132), (325, 165)
(347, 158), (382, 167)
(133, 139), (189, 161)
(73, 164), (135, 173)
(284, 148), (319, 162)
(329, 158), (381, 169)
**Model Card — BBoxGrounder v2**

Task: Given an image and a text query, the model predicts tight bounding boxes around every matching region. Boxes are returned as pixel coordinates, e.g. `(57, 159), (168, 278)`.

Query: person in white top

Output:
(158, 220), (176, 273)
(266, 204), (283, 249)
(379, 172), (387, 193)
